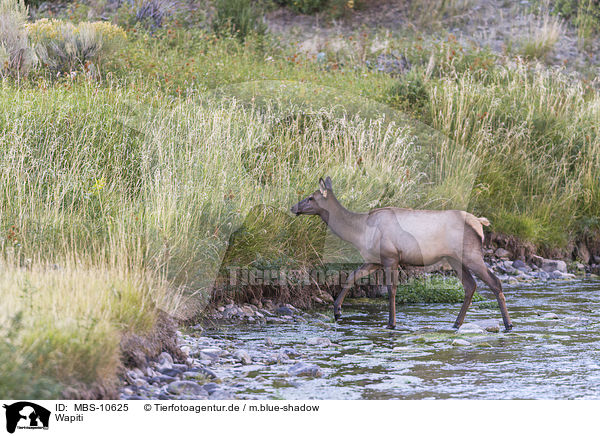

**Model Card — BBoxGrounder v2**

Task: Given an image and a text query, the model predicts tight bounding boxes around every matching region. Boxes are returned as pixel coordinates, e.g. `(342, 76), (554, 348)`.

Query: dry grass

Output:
(519, 11), (564, 60)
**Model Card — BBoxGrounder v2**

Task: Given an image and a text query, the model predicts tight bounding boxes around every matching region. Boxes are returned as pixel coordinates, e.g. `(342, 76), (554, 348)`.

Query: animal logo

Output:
(3, 402), (50, 434)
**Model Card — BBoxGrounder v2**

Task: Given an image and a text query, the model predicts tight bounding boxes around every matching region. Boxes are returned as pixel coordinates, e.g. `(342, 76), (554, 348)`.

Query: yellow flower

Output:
(93, 177), (106, 192)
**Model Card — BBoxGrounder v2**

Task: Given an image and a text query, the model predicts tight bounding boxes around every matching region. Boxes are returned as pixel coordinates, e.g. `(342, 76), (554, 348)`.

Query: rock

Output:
(121, 387), (134, 396)
(576, 263), (586, 271)
(281, 347), (300, 357)
(188, 366), (217, 379)
(373, 52), (410, 76)
(125, 370), (140, 385)
(495, 248), (512, 259)
(157, 352), (173, 369)
(538, 271), (549, 280)
(287, 362), (323, 377)
(233, 350), (252, 365)
(199, 351), (220, 361)
(530, 255), (543, 267)
(472, 319), (501, 332)
(158, 365), (185, 377)
(131, 378), (149, 388)
(201, 382), (220, 395)
(457, 323), (485, 334)
(240, 305), (255, 317)
(549, 270), (564, 279)
(306, 337), (332, 347)
(166, 381), (208, 398)
(539, 259), (567, 273)
(452, 339), (472, 346)
(150, 375), (177, 384)
(265, 337), (274, 347)
(594, 255), (600, 264)
(275, 306), (293, 316)
(512, 259), (532, 272)
(496, 261), (517, 275)
(541, 312), (560, 319)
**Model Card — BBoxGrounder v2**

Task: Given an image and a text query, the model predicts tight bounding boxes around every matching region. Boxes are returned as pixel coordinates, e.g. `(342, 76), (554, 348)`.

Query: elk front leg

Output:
(383, 260), (399, 329)
(334, 263), (378, 321)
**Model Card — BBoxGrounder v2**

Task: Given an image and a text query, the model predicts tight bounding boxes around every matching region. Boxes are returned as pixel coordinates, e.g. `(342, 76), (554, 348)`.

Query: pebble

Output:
(233, 350), (252, 365)
(457, 323), (485, 334)
(157, 352), (173, 369)
(452, 339), (472, 346)
(287, 362), (323, 377)
(201, 382), (220, 395)
(306, 337), (332, 347)
(276, 306), (294, 316)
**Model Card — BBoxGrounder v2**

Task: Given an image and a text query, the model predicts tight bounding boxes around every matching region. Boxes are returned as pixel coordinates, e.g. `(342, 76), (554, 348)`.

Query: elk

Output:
(290, 177), (512, 331)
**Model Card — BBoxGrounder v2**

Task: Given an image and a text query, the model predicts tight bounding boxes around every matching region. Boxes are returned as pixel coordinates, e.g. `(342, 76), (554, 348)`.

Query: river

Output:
(198, 280), (600, 400)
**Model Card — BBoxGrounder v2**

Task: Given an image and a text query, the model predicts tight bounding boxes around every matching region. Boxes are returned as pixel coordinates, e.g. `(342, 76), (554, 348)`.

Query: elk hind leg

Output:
(447, 257), (477, 329)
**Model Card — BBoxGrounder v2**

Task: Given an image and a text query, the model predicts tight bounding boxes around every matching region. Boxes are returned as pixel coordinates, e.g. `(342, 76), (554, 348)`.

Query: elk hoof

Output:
(504, 323), (513, 332)
(386, 324), (396, 330)
(452, 323), (460, 329)
(333, 311), (342, 321)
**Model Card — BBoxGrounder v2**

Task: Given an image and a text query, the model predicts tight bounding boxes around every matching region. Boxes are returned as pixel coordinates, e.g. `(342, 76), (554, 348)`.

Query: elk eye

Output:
(309, 196), (314, 201)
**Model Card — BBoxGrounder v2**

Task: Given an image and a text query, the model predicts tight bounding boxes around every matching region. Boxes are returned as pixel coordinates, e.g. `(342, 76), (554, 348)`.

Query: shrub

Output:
(288, 0), (326, 14)
(212, 0), (267, 41)
(26, 18), (126, 74)
(0, 0), (36, 77)
(386, 68), (429, 114)
(275, 0), (360, 15)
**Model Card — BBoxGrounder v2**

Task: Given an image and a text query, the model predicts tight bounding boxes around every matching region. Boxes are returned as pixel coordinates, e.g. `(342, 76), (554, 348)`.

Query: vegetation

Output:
(1, 0), (600, 397)
(551, 0), (600, 46)
(396, 276), (484, 304)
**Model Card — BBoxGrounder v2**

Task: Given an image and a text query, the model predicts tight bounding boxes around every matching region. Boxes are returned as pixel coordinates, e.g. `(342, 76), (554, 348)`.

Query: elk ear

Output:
(324, 176), (333, 190)
(319, 178), (328, 197)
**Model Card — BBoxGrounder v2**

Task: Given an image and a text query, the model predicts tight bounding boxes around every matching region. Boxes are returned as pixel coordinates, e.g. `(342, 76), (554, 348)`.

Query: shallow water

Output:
(203, 280), (600, 399)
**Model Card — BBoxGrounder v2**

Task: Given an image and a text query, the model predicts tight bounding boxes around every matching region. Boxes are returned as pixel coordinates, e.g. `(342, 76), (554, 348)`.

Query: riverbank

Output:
(118, 278), (600, 400)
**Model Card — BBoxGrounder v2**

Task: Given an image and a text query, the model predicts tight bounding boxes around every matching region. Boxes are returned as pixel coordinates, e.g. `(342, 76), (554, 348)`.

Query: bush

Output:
(288, 0), (326, 14)
(26, 19), (126, 74)
(0, 0), (37, 77)
(275, 0), (360, 15)
(386, 68), (429, 114)
(212, 0), (267, 41)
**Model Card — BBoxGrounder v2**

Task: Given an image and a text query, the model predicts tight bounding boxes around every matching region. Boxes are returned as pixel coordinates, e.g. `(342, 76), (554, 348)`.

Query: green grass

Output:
(396, 275), (484, 304)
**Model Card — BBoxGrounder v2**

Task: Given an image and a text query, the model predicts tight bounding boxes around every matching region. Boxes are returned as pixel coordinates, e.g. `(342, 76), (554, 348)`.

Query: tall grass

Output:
(426, 64), (600, 248)
(519, 12), (564, 60)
